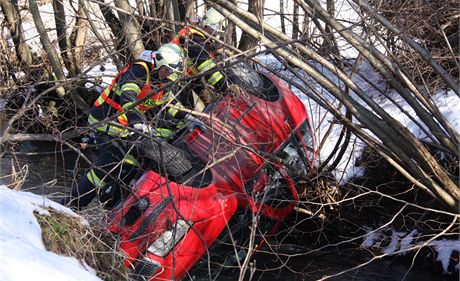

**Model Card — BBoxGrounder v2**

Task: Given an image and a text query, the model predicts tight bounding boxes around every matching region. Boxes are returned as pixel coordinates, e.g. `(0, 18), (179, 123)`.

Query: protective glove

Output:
(133, 123), (153, 134)
(185, 115), (207, 132)
(189, 120), (207, 132)
(225, 83), (243, 96)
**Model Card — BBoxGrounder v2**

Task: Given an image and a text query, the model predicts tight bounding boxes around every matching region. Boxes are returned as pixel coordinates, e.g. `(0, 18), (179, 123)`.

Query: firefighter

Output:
(64, 43), (188, 210)
(171, 7), (229, 108)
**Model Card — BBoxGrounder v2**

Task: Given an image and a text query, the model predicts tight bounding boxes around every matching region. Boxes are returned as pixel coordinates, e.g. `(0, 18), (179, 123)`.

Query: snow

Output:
(0, 186), (101, 281)
(1, 56), (458, 278)
(361, 226), (459, 273)
(361, 226), (383, 248)
(383, 229), (406, 254)
(399, 229), (419, 254)
(431, 239), (460, 273)
(1, 0), (459, 279)
(270, 56), (460, 183)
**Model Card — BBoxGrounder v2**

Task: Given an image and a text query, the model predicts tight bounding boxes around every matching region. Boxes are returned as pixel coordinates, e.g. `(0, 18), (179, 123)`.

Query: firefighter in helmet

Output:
(64, 43), (188, 210)
(171, 7), (229, 109)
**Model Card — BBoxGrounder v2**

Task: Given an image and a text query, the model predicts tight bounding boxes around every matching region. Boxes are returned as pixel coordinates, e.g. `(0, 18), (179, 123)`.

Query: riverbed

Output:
(0, 142), (457, 281)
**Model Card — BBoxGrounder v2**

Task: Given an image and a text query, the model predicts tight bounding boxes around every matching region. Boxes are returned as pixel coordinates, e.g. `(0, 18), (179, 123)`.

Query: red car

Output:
(107, 63), (315, 280)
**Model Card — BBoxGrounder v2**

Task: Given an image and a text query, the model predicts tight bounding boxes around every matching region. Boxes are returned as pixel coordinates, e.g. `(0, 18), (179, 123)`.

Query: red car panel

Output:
(107, 71), (315, 280)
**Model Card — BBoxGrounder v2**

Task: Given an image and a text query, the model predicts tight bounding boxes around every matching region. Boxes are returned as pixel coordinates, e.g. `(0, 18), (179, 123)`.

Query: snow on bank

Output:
(0, 186), (101, 281)
(361, 226), (460, 274)
(257, 55), (460, 183)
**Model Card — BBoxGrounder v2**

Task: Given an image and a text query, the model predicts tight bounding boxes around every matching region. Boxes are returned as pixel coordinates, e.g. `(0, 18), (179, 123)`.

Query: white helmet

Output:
(202, 8), (226, 32)
(153, 43), (184, 72)
(138, 50), (154, 62)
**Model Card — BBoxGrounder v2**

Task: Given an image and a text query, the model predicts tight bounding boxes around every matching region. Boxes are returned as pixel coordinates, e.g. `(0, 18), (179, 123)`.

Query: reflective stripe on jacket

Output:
(89, 61), (184, 137)
(90, 61), (151, 136)
(171, 26), (226, 89)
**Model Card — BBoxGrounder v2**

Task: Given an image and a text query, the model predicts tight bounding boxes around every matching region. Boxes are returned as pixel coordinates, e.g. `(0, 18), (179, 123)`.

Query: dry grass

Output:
(295, 171), (342, 221)
(35, 209), (128, 281)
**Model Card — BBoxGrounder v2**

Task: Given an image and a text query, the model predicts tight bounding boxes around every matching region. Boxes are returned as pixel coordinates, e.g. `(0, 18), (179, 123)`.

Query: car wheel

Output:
(136, 138), (192, 178)
(226, 62), (279, 101)
(226, 62), (263, 93)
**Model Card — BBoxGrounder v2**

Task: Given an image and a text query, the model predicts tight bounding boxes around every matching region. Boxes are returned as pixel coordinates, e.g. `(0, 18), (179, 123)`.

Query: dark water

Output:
(0, 142), (457, 281)
(249, 249), (450, 281)
(0, 141), (87, 200)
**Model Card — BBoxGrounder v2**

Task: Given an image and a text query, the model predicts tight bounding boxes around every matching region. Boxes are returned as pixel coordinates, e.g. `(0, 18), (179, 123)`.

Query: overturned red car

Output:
(107, 63), (316, 280)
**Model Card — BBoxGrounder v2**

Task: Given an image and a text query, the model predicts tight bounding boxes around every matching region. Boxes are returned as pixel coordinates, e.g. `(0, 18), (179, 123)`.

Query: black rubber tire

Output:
(136, 138), (192, 178)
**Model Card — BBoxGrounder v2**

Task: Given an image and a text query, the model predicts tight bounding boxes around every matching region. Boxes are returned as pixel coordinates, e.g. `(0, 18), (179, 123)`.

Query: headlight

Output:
(146, 220), (191, 257)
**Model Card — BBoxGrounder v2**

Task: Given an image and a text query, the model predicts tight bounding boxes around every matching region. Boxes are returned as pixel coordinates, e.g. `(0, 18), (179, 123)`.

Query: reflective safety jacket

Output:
(88, 60), (186, 138)
(171, 26), (228, 92)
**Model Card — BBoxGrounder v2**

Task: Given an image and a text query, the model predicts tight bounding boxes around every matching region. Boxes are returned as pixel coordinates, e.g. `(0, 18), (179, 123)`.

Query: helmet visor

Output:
(166, 61), (183, 72)
(207, 23), (225, 33)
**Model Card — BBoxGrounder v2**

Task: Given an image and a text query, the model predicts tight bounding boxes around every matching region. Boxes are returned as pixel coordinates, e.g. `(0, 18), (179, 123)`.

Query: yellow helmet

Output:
(202, 8), (226, 32)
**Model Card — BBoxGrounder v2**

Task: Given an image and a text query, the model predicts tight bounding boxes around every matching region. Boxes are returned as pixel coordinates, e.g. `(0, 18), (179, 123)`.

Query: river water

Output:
(0, 141), (456, 281)
(0, 141), (88, 199)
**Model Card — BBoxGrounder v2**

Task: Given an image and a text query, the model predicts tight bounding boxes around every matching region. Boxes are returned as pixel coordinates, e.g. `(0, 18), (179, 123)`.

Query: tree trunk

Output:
(136, 0), (145, 16)
(114, 0), (145, 59)
(238, 0), (264, 52)
(142, 0), (162, 49)
(167, 0), (180, 35)
(0, 0), (34, 69)
(318, 0), (338, 56)
(53, 0), (79, 77)
(279, 0), (286, 34)
(292, 1), (300, 39)
(302, 5), (310, 38)
(223, 0), (237, 47)
(177, 0), (186, 22)
(29, 0), (66, 97)
(0, 36), (16, 87)
(184, 0), (195, 20)
(79, 0), (121, 69)
(98, 0), (123, 58)
(69, 4), (87, 73)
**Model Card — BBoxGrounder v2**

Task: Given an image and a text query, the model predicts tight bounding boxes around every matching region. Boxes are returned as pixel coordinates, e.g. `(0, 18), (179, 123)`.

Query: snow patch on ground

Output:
(361, 226), (460, 274)
(0, 186), (101, 281)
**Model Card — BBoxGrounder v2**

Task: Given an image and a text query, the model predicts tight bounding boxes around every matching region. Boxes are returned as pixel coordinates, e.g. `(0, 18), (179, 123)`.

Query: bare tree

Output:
(238, 0), (264, 52)
(223, 0), (237, 47)
(114, 0), (145, 59)
(29, 0), (66, 97)
(317, 0), (339, 56)
(69, 4), (88, 71)
(53, 0), (81, 77)
(1, 0), (458, 279)
(359, 0), (459, 93)
(0, 0), (35, 69)
(207, 0), (459, 210)
(279, 0), (286, 34)
(292, 0), (300, 39)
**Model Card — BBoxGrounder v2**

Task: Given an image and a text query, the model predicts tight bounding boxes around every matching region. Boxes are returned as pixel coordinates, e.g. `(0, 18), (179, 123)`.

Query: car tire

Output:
(136, 138), (192, 178)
